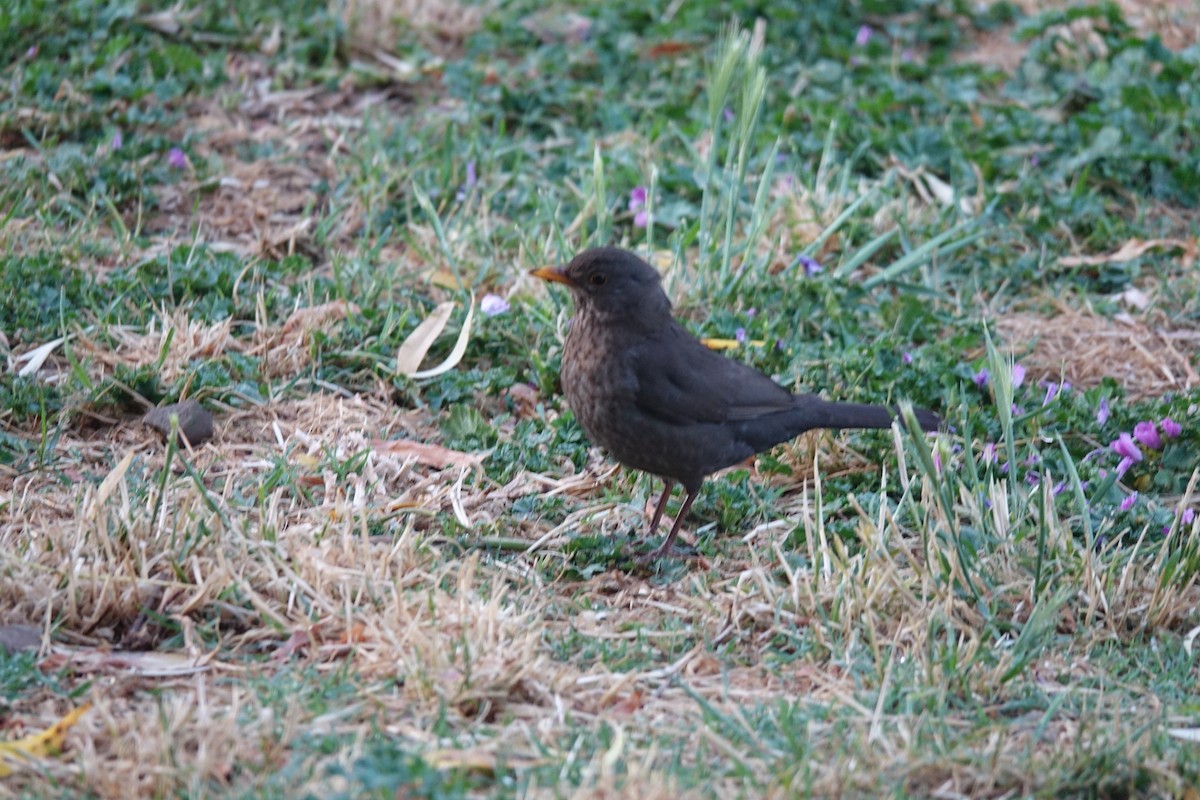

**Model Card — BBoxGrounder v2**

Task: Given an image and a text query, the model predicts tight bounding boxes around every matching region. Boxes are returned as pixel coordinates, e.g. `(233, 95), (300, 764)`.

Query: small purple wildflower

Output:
(855, 25), (872, 47)
(1030, 154), (1040, 168)
(1183, 508), (1196, 524)
(1116, 457), (1136, 477)
(902, 351), (913, 365)
(1012, 363), (1026, 388)
(775, 338), (785, 351)
(1120, 492), (1138, 512)
(982, 442), (996, 463)
(722, 107), (735, 123)
(112, 130), (123, 151)
(1162, 418), (1182, 438)
(167, 147), (187, 169)
(901, 48), (914, 63)
(465, 160), (477, 189)
(1052, 481), (1067, 496)
(1110, 433), (1143, 463)
(1039, 381), (1060, 406)
(797, 254), (822, 276)
(972, 368), (989, 388)
(1025, 471), (1040, 486)
(735, 327), (747, 345)
(1096, 397), (1110, 426)
(481, 294), (509, 317)
(629, 186), (649, 228)
(628, 186), (647, 210)
(746, 308), (756, 319)
(25, 45), (37, 59)
(933, 449), (941, 474)
(1133, 421), (1162, 450)
(849, 55), (862, 67)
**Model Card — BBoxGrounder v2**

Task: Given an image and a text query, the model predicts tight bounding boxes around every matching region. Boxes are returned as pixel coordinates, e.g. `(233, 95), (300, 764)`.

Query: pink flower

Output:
(855, 25), (872, 46)
(167, 147), (187, 169)
(1110, 433), (1143, 463)
(1116, 457), (1136, 476)
(1120, 492), (1138, 512)
(1132, 421), (1162, 450)
(1161, 418), (1181, 438)
(1184, 508), (1196, 524)
(1012, 363), (1026, 388)
(629, 186), (649, 228)
(1096, 397), (1110, 426)
(480, 294), (509, 316)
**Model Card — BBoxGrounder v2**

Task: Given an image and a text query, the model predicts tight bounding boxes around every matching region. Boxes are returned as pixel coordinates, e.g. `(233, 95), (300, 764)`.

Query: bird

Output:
(530, 246), (940, 562)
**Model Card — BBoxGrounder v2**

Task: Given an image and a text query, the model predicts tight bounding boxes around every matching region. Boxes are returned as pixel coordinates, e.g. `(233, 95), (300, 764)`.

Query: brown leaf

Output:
(1059, 237), (1191, 267)
(370, 438), (482, 469)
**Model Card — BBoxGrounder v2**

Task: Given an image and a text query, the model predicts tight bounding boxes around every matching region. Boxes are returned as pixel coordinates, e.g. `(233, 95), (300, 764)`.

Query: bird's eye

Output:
(589, 273), (607, 286)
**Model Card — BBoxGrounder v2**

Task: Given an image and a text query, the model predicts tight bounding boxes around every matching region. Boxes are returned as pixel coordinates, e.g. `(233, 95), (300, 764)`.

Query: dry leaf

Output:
(14, 337), (66, 377)
(0, 703), (91, 777)
(409, 296), (475, 379)
(396, 301), (455, 375)
(1059, 237), (1190, 267)
(370, 438), (482, 469)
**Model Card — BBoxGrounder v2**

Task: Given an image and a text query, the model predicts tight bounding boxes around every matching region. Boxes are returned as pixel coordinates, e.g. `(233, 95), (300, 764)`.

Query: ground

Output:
(1, 1), (1200, 798)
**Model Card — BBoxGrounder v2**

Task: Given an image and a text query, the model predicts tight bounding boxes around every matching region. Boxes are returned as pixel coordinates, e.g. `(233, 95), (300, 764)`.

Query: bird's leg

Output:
(639, 489), (698, 562)
(645, 479), (675, 534)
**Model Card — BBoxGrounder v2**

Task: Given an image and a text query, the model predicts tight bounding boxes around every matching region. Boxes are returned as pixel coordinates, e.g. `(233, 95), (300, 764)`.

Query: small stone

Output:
(143, 400), (215, 446)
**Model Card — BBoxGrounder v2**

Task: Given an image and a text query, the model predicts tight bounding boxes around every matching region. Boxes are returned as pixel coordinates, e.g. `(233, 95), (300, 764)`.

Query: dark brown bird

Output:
(531, 247), (939, 561)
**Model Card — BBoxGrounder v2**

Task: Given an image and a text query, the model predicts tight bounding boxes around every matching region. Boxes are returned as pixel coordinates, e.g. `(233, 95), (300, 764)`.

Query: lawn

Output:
(2, 0), (1199, 797)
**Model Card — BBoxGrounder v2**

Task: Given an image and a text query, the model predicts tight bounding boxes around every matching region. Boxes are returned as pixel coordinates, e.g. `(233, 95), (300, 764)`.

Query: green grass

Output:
(2, 0), (1200, 797)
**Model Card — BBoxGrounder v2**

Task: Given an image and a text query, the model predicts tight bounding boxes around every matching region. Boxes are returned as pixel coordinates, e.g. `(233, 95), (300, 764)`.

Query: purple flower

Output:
(1052, 481), (1068, 496)
(981, 442), (996, 463)
(902, 351), (913, 365)
(972, 368), (990, 388)
(1162, 418), (1182, 438)
(480, 293), (509, 316)
(1012, 363), (1026, 388)
(797, 254), (822, 276)
(901, 48), (914, 63)
(465, 160), (477, 189)
(855, 25), (872, 47)
(25, 45), (37, 59)
(1116, 457), (1135, 477)
(746, 308), (756, 319)
(1120, 492), (1138, 512)
(1133, 421), (1162, 450)
(629, 186), (649, 228)
(1030, 154), (1040, 168)
(1025, 471), (1040, 486)
(723, 107), (735, 123)
(735, 327), (746, 345)
(1183, 508), (1196, 524)
(1096, 397), (1110, 426)
(1039, 381), (1060, 406)
(933, 449), (941, 474)
(1110, 433), (1143, 463)
(167, 147), (187, 169)
(112, 130), (123, 151)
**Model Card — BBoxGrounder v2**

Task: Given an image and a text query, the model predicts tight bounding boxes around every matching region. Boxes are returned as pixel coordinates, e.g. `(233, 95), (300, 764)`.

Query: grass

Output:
(2, 0), (1200, 797)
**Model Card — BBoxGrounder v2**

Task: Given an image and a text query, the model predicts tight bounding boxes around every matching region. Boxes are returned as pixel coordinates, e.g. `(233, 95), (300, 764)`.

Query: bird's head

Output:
(530, 247), (671, 323)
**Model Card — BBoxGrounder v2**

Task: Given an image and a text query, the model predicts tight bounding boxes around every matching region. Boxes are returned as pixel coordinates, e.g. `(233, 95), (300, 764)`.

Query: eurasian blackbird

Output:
(532, 246), (940, 560)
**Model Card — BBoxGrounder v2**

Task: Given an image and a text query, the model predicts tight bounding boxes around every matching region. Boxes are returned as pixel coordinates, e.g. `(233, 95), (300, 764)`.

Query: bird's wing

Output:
(630, 322), (795, 426)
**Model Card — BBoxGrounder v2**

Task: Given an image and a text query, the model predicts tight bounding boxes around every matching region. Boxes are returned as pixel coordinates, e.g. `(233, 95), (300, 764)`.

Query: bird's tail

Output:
(735, 395), (939, 453)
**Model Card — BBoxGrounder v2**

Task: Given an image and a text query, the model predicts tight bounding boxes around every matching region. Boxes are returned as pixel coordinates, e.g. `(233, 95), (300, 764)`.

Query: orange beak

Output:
(529, 265), (573, 286)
